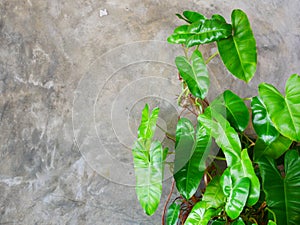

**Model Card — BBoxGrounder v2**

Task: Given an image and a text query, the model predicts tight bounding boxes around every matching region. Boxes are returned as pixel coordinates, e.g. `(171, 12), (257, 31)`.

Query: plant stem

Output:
(162, 179), (175, 225)
(265, 207), (277, 223)
(156, 123), (176, 142)
(205, 51), (219, 64)
(209, 155), (226, 161)
(177, 86), (189, 106)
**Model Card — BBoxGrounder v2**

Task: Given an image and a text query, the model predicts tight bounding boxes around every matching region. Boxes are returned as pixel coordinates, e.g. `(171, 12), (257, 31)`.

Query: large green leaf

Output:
(198, 108), (241, 166)
(137, 104), (159, 139)
(175, 49), (209, 99)
(258, 74), (300, 141)
(133, 140), (168, 216)
(258, 150), (300, 225)
(223, 176), (251, 220)
(174, 118), (212, 200)
(202, 176), (226, 209)
(167, 25), (193, 44)
(211, 90), (249, 132)
(184, 201), (219, 225)
(254, 135), (292, 161)
(186, 19), (232, 47)
(217, 9), (257, 82)
(230, 149), (260, 206)
(166, 202), (180, 225)
(251, 96), (279, 144)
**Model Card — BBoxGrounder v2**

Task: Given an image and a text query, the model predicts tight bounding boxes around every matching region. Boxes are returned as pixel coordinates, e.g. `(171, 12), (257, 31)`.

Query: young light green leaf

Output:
(225, 177), (250, 220)
(251, 96), (279, 144)
(258, 74), (300, 141)
(183, 11), (206, 23)
(202, 176), (226, 209)
(211, 90), (249, 132)
(138, 104), (159, 140)
(254, 135), (292, 161)
(230, 149), (260, 206)
(217, 9), (257, 82)
(133, 140), (168, 216)
(166, 202), (180, 225)
(184, 201), (219, 225)
(198, 108), (241, 167)
(174, 118), (212, 200)
(186, 19), (232, 47)
(267, 220), (277, 225)
(258, 150), (300, 225)
(175, 49), (209, 99)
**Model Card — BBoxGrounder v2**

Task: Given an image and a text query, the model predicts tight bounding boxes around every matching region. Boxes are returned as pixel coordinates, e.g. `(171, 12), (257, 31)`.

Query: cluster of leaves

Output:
(131, 9), (300, 225)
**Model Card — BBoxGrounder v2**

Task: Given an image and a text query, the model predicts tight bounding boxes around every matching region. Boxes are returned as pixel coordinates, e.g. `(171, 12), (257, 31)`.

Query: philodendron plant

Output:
(131, 9), (300, 225)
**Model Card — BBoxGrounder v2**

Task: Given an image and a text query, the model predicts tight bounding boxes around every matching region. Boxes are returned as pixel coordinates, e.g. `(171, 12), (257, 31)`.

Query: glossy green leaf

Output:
(211, 220), (226, 225)
(251, 96), (279, 144)
(184, 201), (219, 225)
(217, 9), (257, 82)
(133, 140), (168, 216)
(186, 19), (232, 47)
(211, 14), (227, 23)
(174, 118), (212, 199)
(258, 150), (300, 225)
(232, 217), (246, 225)
(254, 135), (292, 161)
(230, 149), (260, 206)
(211, 90), (249, 132)
(258, 74), (300, 141)
(220, 168), (232, 197)
(175, 49), (209, 99)
(166, 202), (180, 225)
(167, 25), (193, 44)
(137, 104), (159, 140)
(198, 108), (241, 166)
(183, 11), (206, 23)
(225, 177), (251, 220)
(202, 176), (225, 209)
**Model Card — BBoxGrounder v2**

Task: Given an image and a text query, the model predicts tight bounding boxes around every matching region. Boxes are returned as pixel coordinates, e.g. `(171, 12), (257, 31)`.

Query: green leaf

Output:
(211, 90), (249, 132)
(230, 149), (260, 206)
(211, 14), (227, 23)
(211, 220), (226, 225)
(167, 25), (193, 44)
(258, 74), (300, 141)
(175, 49), (209, 99)
(267, 220), (277, 225)
(138, 104), (159, 140)
(251, 96), (279, 144)
(232, 217), (246, 225)
(183, 11), (206, 23)
(186, 19), (232, 47)
(184, 201), (219, 225)
(174, 118), (212, 199)
(133, 140), (168, 216)
(202, 176), (226, 208)
(254, 135), (292, 161)
(166, 202), (180, 225)
(225, 177), (251, 220)
(217, 9), (257, 82)
(198, 108), (241, 166)
(258, 150), (300, 225)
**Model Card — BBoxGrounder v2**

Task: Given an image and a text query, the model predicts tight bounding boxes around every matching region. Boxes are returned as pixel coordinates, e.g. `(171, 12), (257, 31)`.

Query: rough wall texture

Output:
(0, 0), (299, 224)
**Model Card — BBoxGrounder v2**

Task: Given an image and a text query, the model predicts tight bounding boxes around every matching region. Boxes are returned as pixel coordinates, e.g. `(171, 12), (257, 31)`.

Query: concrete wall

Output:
(0, 0), (299, 224)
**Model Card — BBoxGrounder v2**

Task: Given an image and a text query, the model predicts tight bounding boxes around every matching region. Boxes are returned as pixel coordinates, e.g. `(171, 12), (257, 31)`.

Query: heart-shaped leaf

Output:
(133, 140), (168, 216)
(258, 74), (300, 141)
(202, 176), (226, 209)
(254, 135), (292, 161)
(198, 108), (241, 167)
(258, 150), (300, 225)
(211, 90), (249, 132)
(175, 49), (209, 99)
(184, 201), (219, 225)
(251, 96), (279, 144)
(230, 149), (260, 206)
(186, 19), (232, 47)
(174, 118), (212, 200)
(166, 202), (180, 225)
(217, 9), (257, 82)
